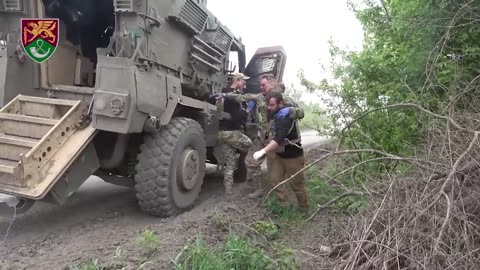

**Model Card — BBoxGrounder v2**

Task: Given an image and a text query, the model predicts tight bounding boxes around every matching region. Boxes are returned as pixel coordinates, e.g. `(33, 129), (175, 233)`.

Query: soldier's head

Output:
(278, 83), (286, 93)
(230, 73), (249, 91)
(266, 91), (285, 113)
(260, 74), (277, 95)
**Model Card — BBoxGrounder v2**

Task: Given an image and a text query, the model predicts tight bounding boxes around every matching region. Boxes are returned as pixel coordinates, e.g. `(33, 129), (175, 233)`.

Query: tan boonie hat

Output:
(232, 72), (250, 81)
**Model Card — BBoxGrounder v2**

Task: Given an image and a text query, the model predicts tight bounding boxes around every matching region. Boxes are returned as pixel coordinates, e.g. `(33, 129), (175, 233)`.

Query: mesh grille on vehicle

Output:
(3, 0), (21, 11)
(114, 0), (133, 12)
(177, 0), (208, 34)
(213, 26), (233, 54)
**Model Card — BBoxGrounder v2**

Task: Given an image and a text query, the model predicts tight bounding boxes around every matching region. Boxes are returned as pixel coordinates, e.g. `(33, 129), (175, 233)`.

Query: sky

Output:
(207, 0), (365, 103)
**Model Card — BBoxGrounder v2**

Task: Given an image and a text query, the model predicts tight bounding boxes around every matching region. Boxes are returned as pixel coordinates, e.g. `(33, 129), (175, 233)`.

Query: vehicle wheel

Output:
(234, 152), (247, 182)
(134, 117), (206, 217)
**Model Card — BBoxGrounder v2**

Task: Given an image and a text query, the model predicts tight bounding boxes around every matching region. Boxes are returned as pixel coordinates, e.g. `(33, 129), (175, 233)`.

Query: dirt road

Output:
(0, 131), (327, 270)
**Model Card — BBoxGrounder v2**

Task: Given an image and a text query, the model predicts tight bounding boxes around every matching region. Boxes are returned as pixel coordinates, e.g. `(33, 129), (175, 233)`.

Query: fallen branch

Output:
(433, 192), (451, 254)
(306, 191), (364, 222)
(261, 148), (440, 205)
(330, 156), (444, 180)
(409, 131), (479, 225)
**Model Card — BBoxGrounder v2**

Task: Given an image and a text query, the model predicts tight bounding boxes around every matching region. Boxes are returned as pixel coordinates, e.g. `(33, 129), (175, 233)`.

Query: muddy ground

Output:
(0, 132), (329, 270)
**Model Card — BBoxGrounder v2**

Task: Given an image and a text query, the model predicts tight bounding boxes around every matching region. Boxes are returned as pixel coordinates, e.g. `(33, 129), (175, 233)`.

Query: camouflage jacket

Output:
(223, 91), (304, 142)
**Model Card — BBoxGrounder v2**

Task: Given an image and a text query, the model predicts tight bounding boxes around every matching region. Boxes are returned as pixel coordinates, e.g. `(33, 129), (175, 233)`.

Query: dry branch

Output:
(336, 102), (480, 151)
(261, 148), (439, 205)
(310, 2), (480, 269)
(306, 192), (364, 222)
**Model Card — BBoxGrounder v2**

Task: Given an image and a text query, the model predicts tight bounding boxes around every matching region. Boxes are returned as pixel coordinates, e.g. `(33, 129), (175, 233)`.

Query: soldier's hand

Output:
(253, 149), (266, 160)
(209, 93), (225, 100)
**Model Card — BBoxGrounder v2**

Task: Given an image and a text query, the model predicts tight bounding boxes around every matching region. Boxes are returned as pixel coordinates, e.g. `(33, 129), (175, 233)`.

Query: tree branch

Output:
(306, 191), (364, 222)
(336, 103), (478, 151)
(261, 148), (430, 205)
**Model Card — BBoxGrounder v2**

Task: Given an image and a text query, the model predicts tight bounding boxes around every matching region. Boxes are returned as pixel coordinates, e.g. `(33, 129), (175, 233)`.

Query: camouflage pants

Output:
(245, 138), (268, 188)
(218, 130), (253, 193)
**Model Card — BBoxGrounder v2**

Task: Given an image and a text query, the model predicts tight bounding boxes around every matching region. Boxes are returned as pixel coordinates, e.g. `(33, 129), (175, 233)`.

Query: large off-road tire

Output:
(134, 117), (206, 217)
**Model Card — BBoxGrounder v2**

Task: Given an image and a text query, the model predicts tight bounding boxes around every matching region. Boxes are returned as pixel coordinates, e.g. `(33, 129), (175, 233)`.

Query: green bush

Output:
(254, 221), (280, 240)
(299, 0), (480, 161)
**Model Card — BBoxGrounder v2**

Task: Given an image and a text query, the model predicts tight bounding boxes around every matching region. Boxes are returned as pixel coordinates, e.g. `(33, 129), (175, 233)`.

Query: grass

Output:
(264, 197), (306, 222)
(254, 220), (280, 240)
(136, 229), (161, 256)
(68, 231), (159, 270)
(305, 163), (367, 215)
(211, 209), (230, 232)
(68, 223), (299, 270)
(174, 234), (299, 270)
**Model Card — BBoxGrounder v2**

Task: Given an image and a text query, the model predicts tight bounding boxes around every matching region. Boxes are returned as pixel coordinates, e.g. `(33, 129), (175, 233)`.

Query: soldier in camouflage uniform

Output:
(218, 74), (304, 199)
(210, 73), (253, 196)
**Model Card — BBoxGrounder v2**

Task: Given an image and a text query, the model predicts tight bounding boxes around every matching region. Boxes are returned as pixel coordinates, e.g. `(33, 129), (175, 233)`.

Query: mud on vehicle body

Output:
(0, 0), (286, 217)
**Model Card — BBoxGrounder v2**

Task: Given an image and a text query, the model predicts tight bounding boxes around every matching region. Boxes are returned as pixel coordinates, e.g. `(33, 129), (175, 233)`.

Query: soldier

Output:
(217, 74), (304, 199)
(210, 73), (253, 196)
(253, 91), (308, 211)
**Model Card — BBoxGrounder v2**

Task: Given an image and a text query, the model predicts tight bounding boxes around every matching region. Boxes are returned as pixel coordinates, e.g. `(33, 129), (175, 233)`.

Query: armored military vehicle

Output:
(0, 0), (286, 217)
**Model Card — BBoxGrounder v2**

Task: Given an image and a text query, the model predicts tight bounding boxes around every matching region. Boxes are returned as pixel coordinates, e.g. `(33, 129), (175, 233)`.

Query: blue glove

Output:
(275, 107), (291, 119)
(247, 101), (255, 112)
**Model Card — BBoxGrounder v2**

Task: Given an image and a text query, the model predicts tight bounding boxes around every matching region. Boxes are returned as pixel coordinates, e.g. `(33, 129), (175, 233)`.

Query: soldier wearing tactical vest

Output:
(210, 73), (253, 196)
(217, 74), (304, 199)
(253, 91), (308, 211)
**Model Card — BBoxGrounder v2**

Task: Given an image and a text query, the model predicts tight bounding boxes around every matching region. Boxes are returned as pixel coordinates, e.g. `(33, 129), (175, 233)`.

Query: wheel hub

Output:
(177, 149), (200, 190)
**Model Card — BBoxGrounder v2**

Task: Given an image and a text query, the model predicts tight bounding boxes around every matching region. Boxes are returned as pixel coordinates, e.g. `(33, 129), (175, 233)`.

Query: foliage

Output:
(300, 0), (480, 159)
(264, 196), (306, 221)
(136, 229), (160, 256)
(211, 209), (230, 232)
(306, 165), (367, 215)
(174, 235), (299, 270)
(254, 221), (280, 240)
(174, 236), (225, 270)
(283, 84), (330, 130)
(296, 1), (480, 268)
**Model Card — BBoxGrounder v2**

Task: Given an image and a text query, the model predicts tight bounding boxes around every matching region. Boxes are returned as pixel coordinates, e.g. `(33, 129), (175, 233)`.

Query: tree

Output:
(284, 83), (303, 105)
(284, 84), (329, 131)
(300, 0), (480, 155)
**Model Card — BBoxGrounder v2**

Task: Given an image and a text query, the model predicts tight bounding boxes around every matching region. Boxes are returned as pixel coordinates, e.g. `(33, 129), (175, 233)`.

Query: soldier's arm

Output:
(289, 106), (304, 120)
(281, 96), (304, 120)
(223, 93), (262, 103)
(283, 96), (299, 107)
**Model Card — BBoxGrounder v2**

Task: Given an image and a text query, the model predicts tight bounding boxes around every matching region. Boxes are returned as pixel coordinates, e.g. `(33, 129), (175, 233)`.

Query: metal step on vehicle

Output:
(0, 94), (96, 214)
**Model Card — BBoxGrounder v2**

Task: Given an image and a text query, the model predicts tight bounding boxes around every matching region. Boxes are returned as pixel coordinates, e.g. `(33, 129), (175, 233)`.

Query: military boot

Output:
(247, 181), (265, 199)
(247, 189), (264, 199)
(225, 184), (233, 196)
